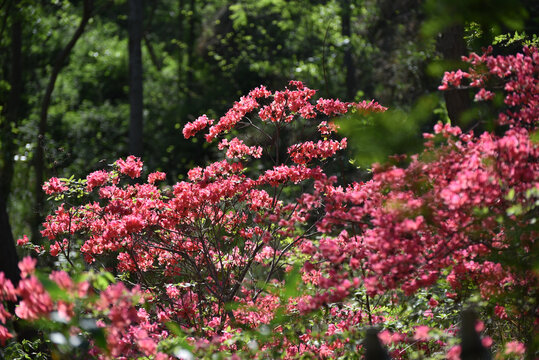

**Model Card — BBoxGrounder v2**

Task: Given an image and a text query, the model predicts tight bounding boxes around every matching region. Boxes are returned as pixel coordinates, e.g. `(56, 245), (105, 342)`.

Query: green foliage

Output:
(2, 0), (446, 241)
(1, 338), (50, 360)
(338, 94), (440, 167)
(422, 0), (528, 41)
(493, 31), (539, 47)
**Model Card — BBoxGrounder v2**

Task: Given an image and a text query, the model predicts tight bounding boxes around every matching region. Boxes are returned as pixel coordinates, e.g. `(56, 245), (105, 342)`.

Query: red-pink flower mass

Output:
(1, 48), (537, 359)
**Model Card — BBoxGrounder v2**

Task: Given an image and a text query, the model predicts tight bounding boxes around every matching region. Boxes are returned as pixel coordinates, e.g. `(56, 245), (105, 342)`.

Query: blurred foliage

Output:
(338, 94), (441, 167)
(422, 0), (528, 42)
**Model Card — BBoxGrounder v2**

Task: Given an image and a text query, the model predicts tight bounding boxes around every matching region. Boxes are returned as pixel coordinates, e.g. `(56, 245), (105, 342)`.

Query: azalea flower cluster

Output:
(296, 47), (538, 355)
(305, 123), (537, 299)
(34, 81), (389, 358)
(438, 46), (538, 127)
(0, 258), (171, 359)
(2, 48), (536, 359)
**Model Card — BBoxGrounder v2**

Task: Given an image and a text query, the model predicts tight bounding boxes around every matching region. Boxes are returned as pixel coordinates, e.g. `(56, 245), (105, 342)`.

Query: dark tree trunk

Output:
(0, 3), (23, 285)
(128, 0), (144, 157)
(364, 328), (391, 360)
(437, 25), (471, 127)
(341, 0), (355, 100)
(0, 198), (20, 286)
(1, 1), (22, 205)
(460, 309), (491, 360)
(185, 0), (195, 103)
(32, 0), (93, 242)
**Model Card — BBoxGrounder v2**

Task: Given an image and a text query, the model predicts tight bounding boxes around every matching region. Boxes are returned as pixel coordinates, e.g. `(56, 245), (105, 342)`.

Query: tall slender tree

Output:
(185, 0), (196, 104)
(341, 0), (355, 100)
(128, 0), (144, 157)
(0, 0), (23, 285)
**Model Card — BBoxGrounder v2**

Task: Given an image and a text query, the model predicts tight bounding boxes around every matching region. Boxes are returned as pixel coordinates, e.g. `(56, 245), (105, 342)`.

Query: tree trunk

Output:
(32, 0), (93, 243)
(128, 0), (144, 157)
(341, 0), (355, 100)
(0, 198), (20, 286)
(0, 4), (23, 285)
(437, 25), (471, 127)
(185, 0), (195, 103)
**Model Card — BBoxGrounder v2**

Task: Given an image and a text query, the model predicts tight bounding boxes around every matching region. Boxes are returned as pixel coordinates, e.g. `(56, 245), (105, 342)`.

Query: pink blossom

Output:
(494, 305), (508, 319)
(218, 137), (263, 159)
(116, 155), (143, 178)
(482, 337), (493, 348)
(49, 240), (64, 257)
(505, 341), (526, 355)
(183, 114), (214, 139)
(316, 98), (349, 115)
(474, 88), (495, 101)
(0, 304), (11, 323)
(135, 329), (157, 355)
(353, 99), (388, 114)
(475, 320), (484, 332)
(15, 275), (53, 320)
(318, 121), (339, 135)
(447, 345), (461, 360)
(18, 256), (36, 278)
(0, 273), (17, 302)
(86, 170), (110, 191)
(288, 139), (347, 165)
(123, 214), (145, 233)
(16, 235), (29, 246)
(413, 325), (430, 341)
(378, 330), (393, 345)
(0, 325), (13, 345)
(148, 171), (166, 184)
(49, 270), (73, 289)
(42, 177), (68, 195)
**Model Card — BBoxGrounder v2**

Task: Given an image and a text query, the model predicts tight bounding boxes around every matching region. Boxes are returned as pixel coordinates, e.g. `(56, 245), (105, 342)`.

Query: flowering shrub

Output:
(1, 47), (537, 359)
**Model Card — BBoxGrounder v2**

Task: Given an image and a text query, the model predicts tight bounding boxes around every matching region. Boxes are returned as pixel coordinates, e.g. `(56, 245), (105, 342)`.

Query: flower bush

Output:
(0, 47), (537, 359)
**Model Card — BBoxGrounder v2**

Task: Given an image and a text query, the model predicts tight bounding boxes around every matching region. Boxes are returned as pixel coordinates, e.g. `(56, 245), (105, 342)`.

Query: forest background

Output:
(0, 0), (537, 255)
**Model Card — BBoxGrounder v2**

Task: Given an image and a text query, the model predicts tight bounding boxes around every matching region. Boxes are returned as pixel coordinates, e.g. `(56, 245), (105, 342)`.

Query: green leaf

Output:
(507, 204), (523, 216)
(35, 272), (68, 302)
(505, 188), (515, 201)
(90, 328), (107, 351)
(283, 265), (301, 300)
(165, 321), (183, 337)
(225, 301), (240, 311)
(103, 271), (116, 283)
(165, 322), (195, 351)
(93, 271), (115, 290)
(530, 130), (539, 144)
